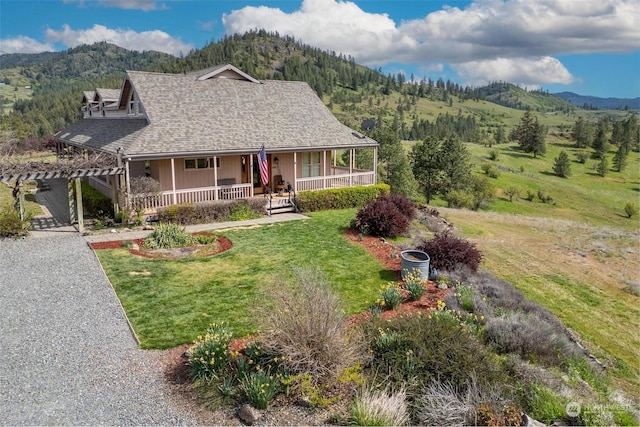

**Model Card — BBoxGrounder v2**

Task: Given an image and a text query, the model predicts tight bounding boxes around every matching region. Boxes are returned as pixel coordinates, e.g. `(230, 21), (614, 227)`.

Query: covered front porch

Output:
(118, 147), (377, 212)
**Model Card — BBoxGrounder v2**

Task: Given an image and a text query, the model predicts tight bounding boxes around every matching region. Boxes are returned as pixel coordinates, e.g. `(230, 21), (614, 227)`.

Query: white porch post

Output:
(213, 156), (219, 201)
(349, 148), (354, 187)
(373, 146), (378, 185)
(170, 158), (177, 205)
(293, 152), (298, 192)
(323, 150), (327, 189)
(125, 160), (131, 208)
(249, 154), (254, 197)
(111, 175), (119, 213)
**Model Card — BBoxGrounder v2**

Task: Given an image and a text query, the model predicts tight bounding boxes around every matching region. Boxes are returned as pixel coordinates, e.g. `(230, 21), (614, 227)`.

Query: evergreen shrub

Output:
(0, 203), (31, 238)
(157, 199), (264, 225)
(80, 182), (114, 218)
(295, 184), (389, 212)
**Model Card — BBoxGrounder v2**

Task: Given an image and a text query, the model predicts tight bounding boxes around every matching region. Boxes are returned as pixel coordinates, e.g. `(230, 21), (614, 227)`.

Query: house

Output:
(55, 64), (378, 214)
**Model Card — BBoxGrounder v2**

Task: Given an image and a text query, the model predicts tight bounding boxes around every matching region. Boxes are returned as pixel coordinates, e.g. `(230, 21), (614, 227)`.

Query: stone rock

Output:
(130, 243), (139, 251)
(237, 403), (262, 425)
(523, 413), (547, 427)
(143, 224), (154, 231)
(110, 229), (117, 233)
(297, 396), (312, 408)
(437, 283), (448, 290)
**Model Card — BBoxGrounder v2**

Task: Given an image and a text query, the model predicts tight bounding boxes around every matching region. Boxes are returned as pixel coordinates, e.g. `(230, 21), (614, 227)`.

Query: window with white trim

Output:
(302, 152), (321, 177)
(184, 157), (220, 170)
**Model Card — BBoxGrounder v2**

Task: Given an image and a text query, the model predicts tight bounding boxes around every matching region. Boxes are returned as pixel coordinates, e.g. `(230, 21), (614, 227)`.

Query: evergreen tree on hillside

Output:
(369, 126), (418, 199)
(410, 135), (441, 204)
(494, 125), (506, 144)
(553, 151), (572, 178)
(597, 156), (610, 177)
(592, 120), (610, 159)
(514, 110), (547, 158)
(612, 145), (628, 172)
(438, 135), (473, 201)
(622, 114), (639, 152)
(572, 116), (594, 148)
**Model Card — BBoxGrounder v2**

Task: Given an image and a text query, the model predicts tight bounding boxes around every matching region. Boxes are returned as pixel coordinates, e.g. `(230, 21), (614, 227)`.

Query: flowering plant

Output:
(377, 282), (403, 310)
(187, 322), (233, 380)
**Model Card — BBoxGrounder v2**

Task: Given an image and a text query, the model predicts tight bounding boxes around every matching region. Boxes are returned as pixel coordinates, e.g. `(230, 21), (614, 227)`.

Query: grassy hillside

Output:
(463, 138), (640, 230)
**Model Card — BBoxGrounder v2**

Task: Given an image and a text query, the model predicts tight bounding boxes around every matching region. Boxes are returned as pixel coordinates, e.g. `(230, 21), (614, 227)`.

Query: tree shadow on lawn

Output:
(501, 147), (533, 159)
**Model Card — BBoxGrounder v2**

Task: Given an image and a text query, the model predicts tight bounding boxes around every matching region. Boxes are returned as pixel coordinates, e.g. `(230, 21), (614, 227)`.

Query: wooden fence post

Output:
(75, 178), (84, 232)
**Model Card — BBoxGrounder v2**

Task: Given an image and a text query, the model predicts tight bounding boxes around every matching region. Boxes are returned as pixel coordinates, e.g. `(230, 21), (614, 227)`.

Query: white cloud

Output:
(45, 24), (193, 56)
(222, 0), (416, 65)
(99, 0), (166, 11)
(455, 56), (575, 89)
(221, 0), (640, 88)
(63, 0), (163, 11)
(0, 36), (55, 54)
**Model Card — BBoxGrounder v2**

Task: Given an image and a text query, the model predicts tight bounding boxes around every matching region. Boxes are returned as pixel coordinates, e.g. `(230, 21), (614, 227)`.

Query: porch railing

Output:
(296, 171), (375, 192)
(131, 183), (253, 211)
(129, 171), (375, 211)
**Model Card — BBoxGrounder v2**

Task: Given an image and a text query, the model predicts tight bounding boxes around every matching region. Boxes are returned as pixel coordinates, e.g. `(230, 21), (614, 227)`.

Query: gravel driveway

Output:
(0, 234), (197, 425)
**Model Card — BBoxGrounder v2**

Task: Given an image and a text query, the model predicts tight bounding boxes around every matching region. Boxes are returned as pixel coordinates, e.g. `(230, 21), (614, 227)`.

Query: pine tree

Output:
(514, 110), (546, 158)
(612, 145), (628, 172)
(438, 135), (473, 202)
(597, 156), (609, 177)
(572, 117), (593, 148)
(553, 151), (572, 177)
(592, 122), (610, 159)
(410, 135), (441, 204)
(370, 126), (418, 198)
(495, 125), (505, 144)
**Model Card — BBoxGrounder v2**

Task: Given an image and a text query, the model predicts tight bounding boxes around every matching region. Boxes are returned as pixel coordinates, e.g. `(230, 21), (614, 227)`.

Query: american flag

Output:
(258, 144), (269, 187)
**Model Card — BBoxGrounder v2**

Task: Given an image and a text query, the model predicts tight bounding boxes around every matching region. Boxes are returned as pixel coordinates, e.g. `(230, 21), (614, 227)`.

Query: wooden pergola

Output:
(0, 167), (124, 232)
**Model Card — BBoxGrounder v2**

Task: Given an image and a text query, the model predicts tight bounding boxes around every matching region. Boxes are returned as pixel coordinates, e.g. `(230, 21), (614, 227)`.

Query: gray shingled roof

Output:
(95, 88), (120, 101)
(56, 67), (377, 158)
(56, 118), (148, 154)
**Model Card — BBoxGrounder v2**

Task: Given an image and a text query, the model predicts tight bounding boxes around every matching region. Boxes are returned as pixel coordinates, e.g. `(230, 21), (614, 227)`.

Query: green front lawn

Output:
(95, 209), (394, 349)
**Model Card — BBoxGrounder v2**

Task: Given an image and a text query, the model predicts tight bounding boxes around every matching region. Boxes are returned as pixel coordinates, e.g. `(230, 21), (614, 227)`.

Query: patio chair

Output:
(273, 175), (286, 195)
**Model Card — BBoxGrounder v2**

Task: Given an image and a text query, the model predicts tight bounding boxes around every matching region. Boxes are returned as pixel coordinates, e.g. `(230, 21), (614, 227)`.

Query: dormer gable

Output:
(194, 64), (261, 83)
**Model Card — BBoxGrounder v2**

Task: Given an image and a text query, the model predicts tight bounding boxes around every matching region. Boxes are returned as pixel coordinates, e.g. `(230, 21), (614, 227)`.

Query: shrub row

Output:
(157, 198), (264, 225)
(295, 184), (389, 212)
(80, 182), (114, 218)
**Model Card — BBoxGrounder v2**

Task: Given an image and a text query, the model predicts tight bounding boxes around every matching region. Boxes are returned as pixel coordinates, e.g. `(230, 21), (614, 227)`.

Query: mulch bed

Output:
(89, 232), (233, 259)
(343, 228), (450, 325)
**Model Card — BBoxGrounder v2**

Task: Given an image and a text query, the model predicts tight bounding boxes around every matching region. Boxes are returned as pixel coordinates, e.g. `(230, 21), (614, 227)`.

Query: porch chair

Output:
(273, 175), (286, 195)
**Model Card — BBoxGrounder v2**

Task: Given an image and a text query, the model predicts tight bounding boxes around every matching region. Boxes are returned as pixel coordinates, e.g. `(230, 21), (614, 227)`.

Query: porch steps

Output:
(266, 196), (297, 215)
(269, 205), (296, 215)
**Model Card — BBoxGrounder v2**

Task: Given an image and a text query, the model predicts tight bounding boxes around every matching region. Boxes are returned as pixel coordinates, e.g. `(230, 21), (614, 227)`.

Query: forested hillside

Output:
(554, 91), (640, 111)
(0, 42), (173, 138)
(0, 31), (636, 141)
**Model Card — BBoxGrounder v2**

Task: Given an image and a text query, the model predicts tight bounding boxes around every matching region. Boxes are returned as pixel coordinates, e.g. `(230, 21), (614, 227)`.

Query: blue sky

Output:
(1, 0), (639, 98)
